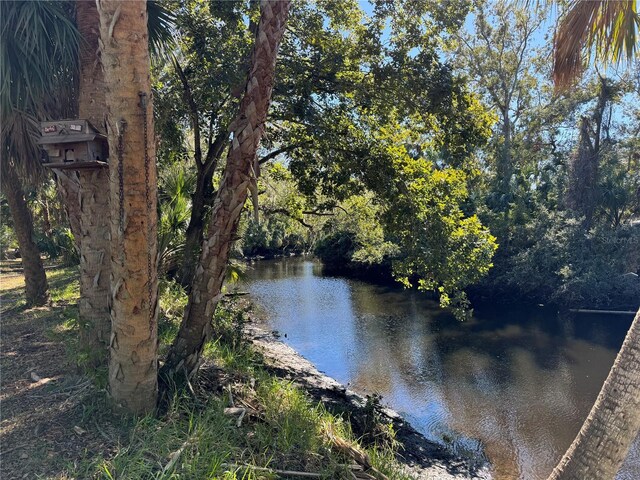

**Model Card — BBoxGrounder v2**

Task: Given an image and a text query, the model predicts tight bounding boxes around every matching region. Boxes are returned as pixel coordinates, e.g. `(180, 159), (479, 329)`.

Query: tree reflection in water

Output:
(244, 258), (639, 480)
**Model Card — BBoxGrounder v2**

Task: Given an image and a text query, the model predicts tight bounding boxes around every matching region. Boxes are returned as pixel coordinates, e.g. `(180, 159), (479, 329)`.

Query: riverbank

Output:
(1, 263), (489, 479)
(244, 319), (492, 479)
(309, 256), (640, 312)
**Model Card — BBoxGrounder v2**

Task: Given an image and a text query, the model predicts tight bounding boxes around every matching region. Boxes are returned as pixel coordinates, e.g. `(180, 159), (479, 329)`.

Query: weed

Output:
(8, 264), (414, 479)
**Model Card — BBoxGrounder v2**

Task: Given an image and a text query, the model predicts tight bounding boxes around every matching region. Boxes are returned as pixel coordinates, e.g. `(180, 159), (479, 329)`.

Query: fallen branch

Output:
(222, 464), (322, 478)
(0, 444), (29, 457)
(323, 425), (389, 480)
(569, 308), (636, 315)
(224, 406), (259, 427)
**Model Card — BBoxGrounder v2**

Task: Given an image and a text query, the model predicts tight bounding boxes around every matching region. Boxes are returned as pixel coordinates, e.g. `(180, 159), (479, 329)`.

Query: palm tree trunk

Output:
(75, 0), (112, 366)
(97, 0), (158, 414)
(53, 169), (82, 251)
(77, 167), (111, 365)
(1, 160), (49, 306)
(566, 118), (598, 226)
(163, 0), (291, 378)
(548, 308), (640, 480)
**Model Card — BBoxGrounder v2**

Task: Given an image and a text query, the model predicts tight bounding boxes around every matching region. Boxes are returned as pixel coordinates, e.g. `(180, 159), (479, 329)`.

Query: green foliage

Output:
(370, 123), (497, 316)
(152, 0), (255, 164)
(1, 0), (78, 181)
(478, 207), (640, 309)
(597, 135), (640, 227)
(315, 193), (398, 268)
(450, 0), (640, 310)
(158, 278), (189, 350)
(35, 227), (78, 266)
(158, 162), (196, 274)
(0, 0), (78, 115)
(148, 0), (638, 314)
(151, 0), (499, 315)
(242, 217), (305, 257)
(0, 223), (18, 259)
(239, 163), (314, 257)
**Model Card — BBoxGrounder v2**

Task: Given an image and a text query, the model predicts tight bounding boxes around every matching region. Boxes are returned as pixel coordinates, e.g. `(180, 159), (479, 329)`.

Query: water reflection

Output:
(243, 258), (639, 480)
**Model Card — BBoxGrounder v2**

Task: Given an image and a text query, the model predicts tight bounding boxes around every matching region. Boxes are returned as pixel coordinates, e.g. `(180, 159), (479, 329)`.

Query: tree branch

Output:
(261, 207), (313, 229)
(258, 142), (312, 165)
(172, 55), (202, 167)
(203, 130), (228, 178)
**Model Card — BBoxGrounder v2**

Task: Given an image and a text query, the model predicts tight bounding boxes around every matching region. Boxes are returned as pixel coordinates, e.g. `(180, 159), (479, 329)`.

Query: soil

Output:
(0, 269), (121, 479)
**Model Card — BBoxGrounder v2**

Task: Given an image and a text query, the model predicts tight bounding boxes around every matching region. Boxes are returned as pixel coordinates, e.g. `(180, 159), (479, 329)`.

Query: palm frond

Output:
(1, 0), (79, 181)
(148, 0), (176, 62)
(554, 0), (640, 89)
(1, 0), (79, 115)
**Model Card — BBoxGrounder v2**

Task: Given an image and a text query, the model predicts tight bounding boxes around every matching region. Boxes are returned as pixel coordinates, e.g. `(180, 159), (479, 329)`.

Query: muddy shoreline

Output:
(245, 322), (493, 479)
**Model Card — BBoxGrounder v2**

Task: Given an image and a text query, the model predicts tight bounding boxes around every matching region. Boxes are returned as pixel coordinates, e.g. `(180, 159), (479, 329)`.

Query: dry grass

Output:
(0, 265), (411, 480)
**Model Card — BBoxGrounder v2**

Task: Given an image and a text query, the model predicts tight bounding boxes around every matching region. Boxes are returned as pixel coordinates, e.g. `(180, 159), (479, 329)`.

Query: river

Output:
(242, 258), (639, 480)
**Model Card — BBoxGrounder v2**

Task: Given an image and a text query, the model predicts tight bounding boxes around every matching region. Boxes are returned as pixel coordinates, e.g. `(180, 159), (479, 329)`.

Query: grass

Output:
(4, 264), (413, 479)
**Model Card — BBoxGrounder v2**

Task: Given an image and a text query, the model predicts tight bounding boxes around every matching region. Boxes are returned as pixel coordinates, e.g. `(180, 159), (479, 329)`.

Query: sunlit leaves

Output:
(367, 123), (497, 316)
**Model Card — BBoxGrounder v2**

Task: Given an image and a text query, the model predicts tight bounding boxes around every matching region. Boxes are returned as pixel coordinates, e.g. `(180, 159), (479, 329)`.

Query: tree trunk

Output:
(77, 0), (107, 132)
(53, 169), (82, 251)
(179, 166), (215, 287)
(75, 0), (112, 366)
(1, 160), (49, 306)
(548, 308), (640, 480)
(163, 0), (291, 378)
(566, 118), (598, 226)
(97, 0), (158, 414)
(497, 111), (512, 196)
(77, 167), (111, 365)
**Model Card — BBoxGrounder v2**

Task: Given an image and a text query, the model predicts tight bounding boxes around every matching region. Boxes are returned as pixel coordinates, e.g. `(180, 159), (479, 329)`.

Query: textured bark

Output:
(76, 0), (112, 366)
(548, 308), (640, 480)
(77, 168), (111, 365)
(97, 0), (158, 414)
(566, 118), (598, 226)
(179, 167), (215, 287)
(163, 0), (291, 377)
(77, 0), (107, 132)
(1, 160), (49, 306)
(53, 169), (82, 251)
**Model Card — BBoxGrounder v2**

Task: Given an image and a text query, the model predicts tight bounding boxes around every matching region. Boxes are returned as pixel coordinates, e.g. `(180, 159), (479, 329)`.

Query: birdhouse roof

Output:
(37, 119), (107, 145)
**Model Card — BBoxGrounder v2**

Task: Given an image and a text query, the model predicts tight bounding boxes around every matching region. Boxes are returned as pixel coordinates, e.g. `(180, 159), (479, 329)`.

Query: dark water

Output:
(242, 258), (639, 480)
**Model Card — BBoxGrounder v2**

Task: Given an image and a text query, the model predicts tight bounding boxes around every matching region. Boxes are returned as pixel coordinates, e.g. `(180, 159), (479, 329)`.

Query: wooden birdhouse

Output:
(38, 120), (108, 170)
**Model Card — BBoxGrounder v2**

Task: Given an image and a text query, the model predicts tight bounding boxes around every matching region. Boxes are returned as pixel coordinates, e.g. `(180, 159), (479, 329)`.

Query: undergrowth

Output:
(30, 268), (412, 479)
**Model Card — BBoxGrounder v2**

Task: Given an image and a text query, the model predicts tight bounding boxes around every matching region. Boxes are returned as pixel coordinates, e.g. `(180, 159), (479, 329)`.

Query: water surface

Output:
(243, 258), (639, 479)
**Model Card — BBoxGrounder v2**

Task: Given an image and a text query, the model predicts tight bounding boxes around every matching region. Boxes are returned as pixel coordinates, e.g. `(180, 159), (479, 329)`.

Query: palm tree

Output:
(73, 0), (112, 365)
(548, 308), (640, 480)
(162, 0), (291, 379)
(1, 158), (49, 306)
(554, 0), (640, 88)
(96, 0), (158, 414)
(550, 3), (640, 477)
(73, 0), (174, 366)
(1, 0), (80, 306)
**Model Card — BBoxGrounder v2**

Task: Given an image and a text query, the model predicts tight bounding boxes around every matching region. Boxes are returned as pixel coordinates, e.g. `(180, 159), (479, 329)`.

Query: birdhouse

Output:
(38, 119), (108, 170)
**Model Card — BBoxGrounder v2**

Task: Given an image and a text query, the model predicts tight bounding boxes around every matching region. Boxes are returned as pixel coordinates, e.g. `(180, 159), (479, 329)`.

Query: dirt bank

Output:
(245, 323), (493, 480)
